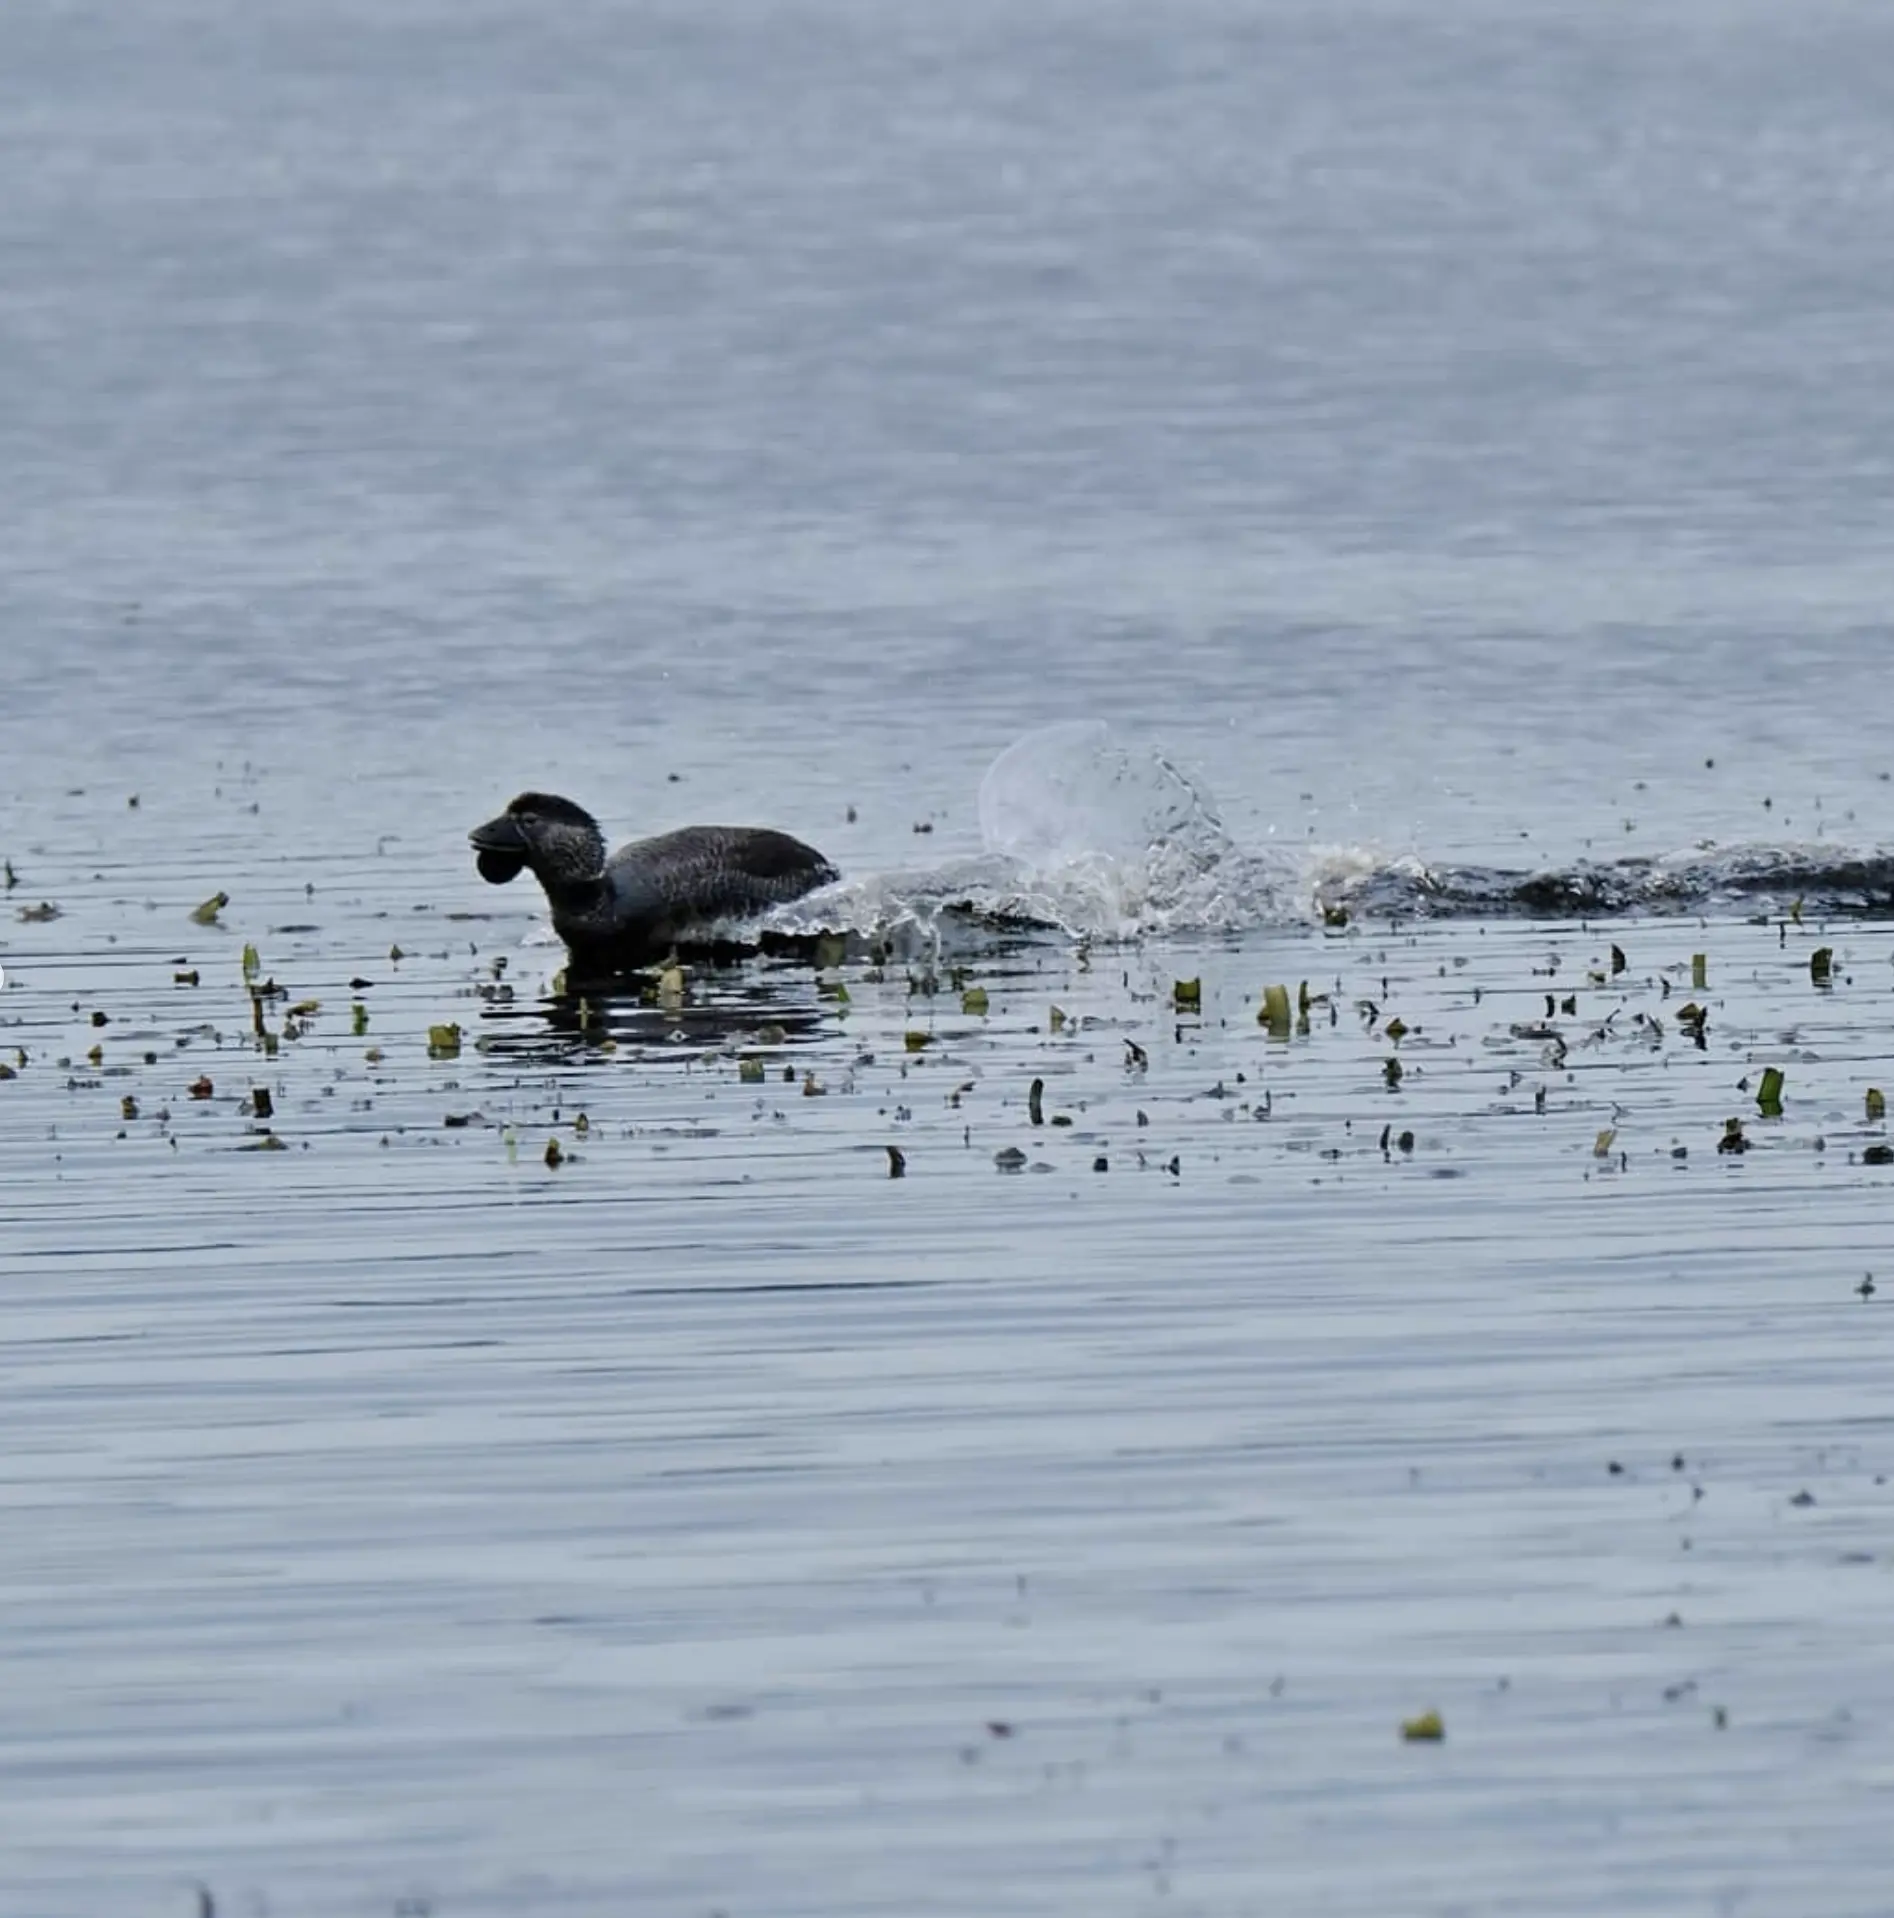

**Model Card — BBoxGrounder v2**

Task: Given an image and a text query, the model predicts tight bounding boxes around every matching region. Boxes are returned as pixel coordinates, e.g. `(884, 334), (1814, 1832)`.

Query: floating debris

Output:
(1173, 978), (1202, 1013)
(249, 1087), (274, 1120)
(544, 1137), (565, 1169)
(994, 1146), (1027, 1171)
(1258, 984), (1291, 1036)
(1400, 1711), (1445, 1743)
(904, 1031), (932, 1052)
(1717, 1117), (1749, 1155)
(188, 1076), (214, 1100)
(1028, 1078), (1045, 1126)
(961, 986), (989, 1016)
(427, 1024), (462, 1060)
(1691, 953), (1707, 990)
(1811, 946), (1834, 986)
(738, 1057), (765, 1084)
(190, 892), (229, 926)
(17, 901), (60, 923)
(1868, 1088), (1885, 1122)
(886, 1145), (907, 1178)
(1756, 1068), (1785, 1119)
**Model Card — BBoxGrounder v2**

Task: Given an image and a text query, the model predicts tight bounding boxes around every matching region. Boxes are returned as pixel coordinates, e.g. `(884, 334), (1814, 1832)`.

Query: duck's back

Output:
(606, 825), (836, 927)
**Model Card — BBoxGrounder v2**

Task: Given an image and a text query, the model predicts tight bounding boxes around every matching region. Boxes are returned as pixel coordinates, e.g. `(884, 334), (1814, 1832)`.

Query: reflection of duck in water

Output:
(470, 792), (836, 973)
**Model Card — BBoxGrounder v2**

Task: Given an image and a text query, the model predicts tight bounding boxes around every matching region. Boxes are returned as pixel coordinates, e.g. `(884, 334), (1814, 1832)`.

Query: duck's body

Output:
(470, 793), (835, 973)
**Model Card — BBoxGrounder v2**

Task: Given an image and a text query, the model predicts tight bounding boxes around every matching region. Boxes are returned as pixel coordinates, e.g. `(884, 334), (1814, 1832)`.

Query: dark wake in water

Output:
(1330, 848), (1894, 923)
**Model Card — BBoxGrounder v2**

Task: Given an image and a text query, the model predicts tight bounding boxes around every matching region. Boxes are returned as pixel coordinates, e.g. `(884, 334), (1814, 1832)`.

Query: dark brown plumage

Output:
(469, 792), (835, 973)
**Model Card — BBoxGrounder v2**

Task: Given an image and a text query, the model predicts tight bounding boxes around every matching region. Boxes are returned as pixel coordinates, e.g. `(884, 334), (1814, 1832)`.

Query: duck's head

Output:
(469, 792), (608, 889)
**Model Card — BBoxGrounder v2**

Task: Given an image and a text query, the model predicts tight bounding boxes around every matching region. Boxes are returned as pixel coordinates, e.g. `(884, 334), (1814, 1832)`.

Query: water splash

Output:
(771, 720), (1305, 952)
(702, 721), (1894, 961)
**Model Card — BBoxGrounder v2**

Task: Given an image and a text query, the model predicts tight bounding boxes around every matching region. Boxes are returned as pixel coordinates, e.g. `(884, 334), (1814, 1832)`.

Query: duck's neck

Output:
(542, 871), (610, 927)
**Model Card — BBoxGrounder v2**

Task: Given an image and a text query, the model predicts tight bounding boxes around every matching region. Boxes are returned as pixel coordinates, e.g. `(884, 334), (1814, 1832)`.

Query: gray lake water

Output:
(6, 2), (1894, 1912)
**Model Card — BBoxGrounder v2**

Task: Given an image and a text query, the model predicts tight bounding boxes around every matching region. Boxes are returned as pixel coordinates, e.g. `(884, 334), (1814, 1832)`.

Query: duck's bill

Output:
(470, 813), (528, 884)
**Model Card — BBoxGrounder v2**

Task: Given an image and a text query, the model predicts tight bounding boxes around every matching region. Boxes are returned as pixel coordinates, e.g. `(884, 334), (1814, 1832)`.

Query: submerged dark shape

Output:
(469, 791), (837, 972)
(1331, 849), (1894, 922)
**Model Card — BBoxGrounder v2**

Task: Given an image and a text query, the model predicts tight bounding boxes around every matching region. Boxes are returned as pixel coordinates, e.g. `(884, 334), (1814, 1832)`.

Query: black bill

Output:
(469, 813), (528, 885)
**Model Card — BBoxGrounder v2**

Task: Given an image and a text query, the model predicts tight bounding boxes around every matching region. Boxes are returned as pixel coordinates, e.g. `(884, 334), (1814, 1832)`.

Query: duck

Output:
(469, 791), (836, 973)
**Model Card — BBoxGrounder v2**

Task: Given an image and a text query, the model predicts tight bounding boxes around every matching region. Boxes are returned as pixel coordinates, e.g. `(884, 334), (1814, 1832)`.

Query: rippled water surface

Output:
(6, 2), (1894, 1913)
